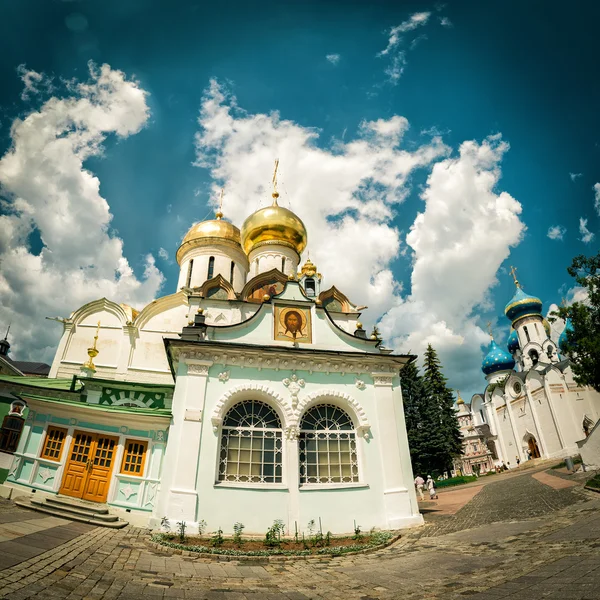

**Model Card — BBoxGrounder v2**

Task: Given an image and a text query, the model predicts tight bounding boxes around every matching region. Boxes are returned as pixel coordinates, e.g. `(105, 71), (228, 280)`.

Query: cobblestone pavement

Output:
(0, 471), (599, 600)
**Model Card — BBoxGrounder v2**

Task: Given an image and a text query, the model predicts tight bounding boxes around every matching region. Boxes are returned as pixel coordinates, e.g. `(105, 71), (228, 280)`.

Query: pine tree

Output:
(400, 359), (441, 477)
(423, 344), (463, 474)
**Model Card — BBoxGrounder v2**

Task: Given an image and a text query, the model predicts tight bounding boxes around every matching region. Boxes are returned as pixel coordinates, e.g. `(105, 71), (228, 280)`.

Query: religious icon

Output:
(274, 305), (312, 343)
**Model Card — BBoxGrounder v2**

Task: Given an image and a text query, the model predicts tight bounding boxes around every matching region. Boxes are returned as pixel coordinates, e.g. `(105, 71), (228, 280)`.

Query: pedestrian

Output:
(426, 475), (438, 500)
(414, 475), (425, 501)
(516, 456), (521, 467)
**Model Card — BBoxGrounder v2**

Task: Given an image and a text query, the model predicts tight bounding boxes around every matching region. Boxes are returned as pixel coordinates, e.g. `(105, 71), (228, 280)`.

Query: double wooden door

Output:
(59, 431), (118, 503)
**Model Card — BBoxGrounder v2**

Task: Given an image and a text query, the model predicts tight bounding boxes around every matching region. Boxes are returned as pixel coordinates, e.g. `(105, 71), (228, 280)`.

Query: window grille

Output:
(120, 440), (148, 476)
(299, 404), (359, 484)
(40, 426), (67, 461)
(0, 415), (25, 453)
(218, 400), (282, 484)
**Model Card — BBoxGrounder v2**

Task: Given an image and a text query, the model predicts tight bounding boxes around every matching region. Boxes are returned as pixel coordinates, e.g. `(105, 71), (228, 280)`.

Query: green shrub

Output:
(585, 474), (600, 489)
(0, 468), (8, 484)
(435, 475), (478, 489)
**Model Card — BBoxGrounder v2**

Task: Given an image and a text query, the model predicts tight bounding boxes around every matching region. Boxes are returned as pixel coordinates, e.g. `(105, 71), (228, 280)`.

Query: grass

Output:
(585, 473), (600, 490)
(435, 475), (478, 489)
(551, 456), (583, 470)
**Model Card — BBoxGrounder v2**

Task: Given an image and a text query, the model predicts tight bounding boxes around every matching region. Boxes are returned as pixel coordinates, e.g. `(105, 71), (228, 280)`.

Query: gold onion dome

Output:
(176, 210), (242, 265)
(241, 195), (307, 257)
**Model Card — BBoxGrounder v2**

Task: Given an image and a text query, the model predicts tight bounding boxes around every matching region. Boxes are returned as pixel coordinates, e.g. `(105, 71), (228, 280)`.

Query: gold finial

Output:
(82, 321), (101, 372)
(487, 321), (494, 340)
(509, 265), (520, 288)
(456, 389), (464, 404)
(215, 188), (224, 219)
(263, 294), (270, 302)
(272, 158), (280, 205)
(356, 321), (363, 329)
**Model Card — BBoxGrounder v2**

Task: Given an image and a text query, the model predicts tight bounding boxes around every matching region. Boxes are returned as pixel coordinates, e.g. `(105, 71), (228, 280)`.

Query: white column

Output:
(155, 358), (212, 524)
(372, 372), (423, 529)
(524, 382), (549, 457)
(504, 398), (525, 463)
(542, 378), (567, 450)
(284, 427), (300, 535)
(485, 400), (507, 464)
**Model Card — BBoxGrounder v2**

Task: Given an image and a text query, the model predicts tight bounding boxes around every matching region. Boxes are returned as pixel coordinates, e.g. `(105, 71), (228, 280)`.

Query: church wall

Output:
(495, 404), (519, 466)
(248, 245), (299, 278)
(531, 390), (562, 456)
(510, 395), (538, 457)
(177, 246), (248, 292)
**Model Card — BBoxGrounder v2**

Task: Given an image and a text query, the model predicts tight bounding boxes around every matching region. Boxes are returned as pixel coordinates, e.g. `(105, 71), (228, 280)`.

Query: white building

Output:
(468, 275), (600, 467)
(0, 183), (422, 534)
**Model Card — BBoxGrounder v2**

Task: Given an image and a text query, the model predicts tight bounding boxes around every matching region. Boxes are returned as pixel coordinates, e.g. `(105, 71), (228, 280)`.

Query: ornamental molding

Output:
(295, 390), (370, 437)
(211, 383), (293, 433)
(218, 371), (230, 382)
(186, 362), (212, 376)
(284, 425), (300, 440)
(371, 372), (394, 387)
(170, 346), (398, 376)
(283, 373), (305, 409)
(355, 379), (366, 390)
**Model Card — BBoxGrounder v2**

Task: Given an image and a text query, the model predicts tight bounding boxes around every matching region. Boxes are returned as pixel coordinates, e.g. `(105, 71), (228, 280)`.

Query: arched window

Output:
(281, 257), (286, 273)
(529, 349), (539, 365)
(230, 260), (235, 285)
(524, 326), (530, 342)
(186, 259), (194, 288)
(218, 400), (283, 484)
(299, 404), (359, 485)
(0, 415), (24, 453)
(304, 278), (316, 297)
(207, 256), (215, 280)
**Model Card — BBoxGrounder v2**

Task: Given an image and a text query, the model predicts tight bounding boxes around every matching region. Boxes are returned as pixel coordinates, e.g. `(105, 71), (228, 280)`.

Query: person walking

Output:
(414, 475), (425, 500)
(426, 475), (438, 500)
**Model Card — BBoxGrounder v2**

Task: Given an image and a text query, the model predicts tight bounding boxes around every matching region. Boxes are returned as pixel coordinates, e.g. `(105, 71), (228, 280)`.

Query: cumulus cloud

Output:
(547, 225), (566, 240)
(16, 65), (52, 101)
(194, 79), (449, 322)
(326, 54), (341, 65)
(0, 63), (164, 361)
(594, 182), (600, 216)
(194, 81), (525, 394)
(579, 218), (595, 244)
(570, 172), (582, 181)
(379, 134), (525, 392)
(158, 247), (171, 262)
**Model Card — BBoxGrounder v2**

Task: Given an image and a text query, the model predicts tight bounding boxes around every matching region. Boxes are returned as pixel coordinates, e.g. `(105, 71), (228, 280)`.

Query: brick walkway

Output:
(0, 471), (598, 599)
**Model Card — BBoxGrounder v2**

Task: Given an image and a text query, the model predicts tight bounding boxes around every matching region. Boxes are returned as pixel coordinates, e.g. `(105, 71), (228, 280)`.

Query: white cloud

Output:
(439, 17), (453, 27)
(194, 81), (525, 394)
(0, 63), (163, 361)
(194, 79), (449, 324)
(16, 65), (52, 101)
(547, 225), (566, 240)
(377, 12), (432, 84)
(594, 183), (600, 216)
(579, 217), (595, 244)
(158, 247), (170, 262)
(379, 134), (525, 392)
(570, 172), (582, 181)
(326, 54), (341, 65)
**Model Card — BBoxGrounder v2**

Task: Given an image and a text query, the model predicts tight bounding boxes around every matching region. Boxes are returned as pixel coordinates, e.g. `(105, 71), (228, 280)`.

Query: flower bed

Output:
(150, 530), (396, 559)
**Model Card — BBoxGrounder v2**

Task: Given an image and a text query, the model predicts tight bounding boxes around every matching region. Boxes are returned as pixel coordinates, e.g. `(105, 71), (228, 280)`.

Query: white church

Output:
(0, 172), (422, 533)
(467, 271), (600, 468)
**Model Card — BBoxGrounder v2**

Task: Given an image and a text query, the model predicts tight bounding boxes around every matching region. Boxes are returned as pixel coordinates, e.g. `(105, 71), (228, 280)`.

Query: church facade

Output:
(0, 179), (421, 533)
(467, 275), (600, 468)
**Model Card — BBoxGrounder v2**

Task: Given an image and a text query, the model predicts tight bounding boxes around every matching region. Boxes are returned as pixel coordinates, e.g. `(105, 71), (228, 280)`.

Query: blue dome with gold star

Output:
(507, 329), (519, 354)
(482, 339), (516, 375)
(504, 286), (543, 324)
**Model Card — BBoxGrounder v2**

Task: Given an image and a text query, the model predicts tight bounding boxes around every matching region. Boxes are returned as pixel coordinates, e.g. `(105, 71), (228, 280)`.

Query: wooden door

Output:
(82, 435), (117, 503)
(59, 431), (118, 503)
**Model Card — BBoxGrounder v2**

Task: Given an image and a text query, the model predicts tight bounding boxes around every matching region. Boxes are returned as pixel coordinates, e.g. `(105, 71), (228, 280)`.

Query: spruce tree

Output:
(400, 359), (440, 477)
(423, 344), (463, 474)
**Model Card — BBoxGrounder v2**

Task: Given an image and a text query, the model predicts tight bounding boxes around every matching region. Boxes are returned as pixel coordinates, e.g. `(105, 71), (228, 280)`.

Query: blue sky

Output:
(0, 0), (598, 398)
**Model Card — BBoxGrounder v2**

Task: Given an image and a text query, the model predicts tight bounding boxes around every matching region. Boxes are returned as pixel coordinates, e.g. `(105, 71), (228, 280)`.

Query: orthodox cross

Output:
(509, 265), (520, 288)
(272, 158), (280, 202)
(486, 321), (494, 339)
(216, 187), (224, 219)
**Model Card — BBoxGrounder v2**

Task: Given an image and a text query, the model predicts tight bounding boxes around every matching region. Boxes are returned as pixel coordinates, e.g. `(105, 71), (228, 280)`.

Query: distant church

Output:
(464, 270), (600, 469)
(0, 167), (422, 533)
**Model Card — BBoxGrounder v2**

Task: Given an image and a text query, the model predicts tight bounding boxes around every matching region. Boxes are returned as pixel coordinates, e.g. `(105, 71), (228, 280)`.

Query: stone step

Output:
(14, 499), (128, 529)
(34, 498), (119, 522)
(45, 496), (111, 516)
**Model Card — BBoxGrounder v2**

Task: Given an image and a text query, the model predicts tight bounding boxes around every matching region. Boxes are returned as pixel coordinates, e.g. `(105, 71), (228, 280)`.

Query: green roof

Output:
(82, 377), (174, 390)
(22, 393), (172, 418)
(0, 375), (81, 392)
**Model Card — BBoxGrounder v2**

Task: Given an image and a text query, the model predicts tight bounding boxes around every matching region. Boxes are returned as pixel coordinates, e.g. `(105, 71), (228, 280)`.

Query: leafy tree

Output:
(552, 252), (600, 391)
(423, 344), (463, 473)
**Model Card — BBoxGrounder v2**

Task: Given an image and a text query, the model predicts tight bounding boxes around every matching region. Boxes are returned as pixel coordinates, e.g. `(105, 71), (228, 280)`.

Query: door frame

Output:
(58, 430), (120, 502)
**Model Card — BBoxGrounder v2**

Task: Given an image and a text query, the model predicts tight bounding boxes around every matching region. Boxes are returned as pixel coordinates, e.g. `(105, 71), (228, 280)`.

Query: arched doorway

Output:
(524, 434), (541, 459)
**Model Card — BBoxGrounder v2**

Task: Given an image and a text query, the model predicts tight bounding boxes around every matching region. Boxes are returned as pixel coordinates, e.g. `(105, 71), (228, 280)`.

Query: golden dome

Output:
(241, 197), (307, 256)
(176, 212), (242, 265)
